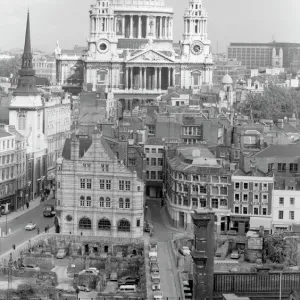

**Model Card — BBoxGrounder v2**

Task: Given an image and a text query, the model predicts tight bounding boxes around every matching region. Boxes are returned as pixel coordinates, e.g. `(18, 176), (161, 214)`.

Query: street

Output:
(147, 199), (181, 299)
(0, 198), (55, 255)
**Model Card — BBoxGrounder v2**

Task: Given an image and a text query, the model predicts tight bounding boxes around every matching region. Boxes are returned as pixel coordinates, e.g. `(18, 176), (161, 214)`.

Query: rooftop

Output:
(255, 144), (300, 158)
(0, 129), (12, 138)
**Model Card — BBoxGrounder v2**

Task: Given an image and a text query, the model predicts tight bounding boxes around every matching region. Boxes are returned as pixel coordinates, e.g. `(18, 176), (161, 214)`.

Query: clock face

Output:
(191, 41), (204, 55)
(97, 40), (109, 53)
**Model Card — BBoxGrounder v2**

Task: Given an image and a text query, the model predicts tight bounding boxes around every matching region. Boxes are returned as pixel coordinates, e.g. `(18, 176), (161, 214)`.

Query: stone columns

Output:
(168, 67), (171, 87)
(122, 16), (126, 36)
(139, 67), (142, 89)
(125, 67), (129, 90)
(130, 15), (133, 38)
(154, 67), (157, 90)
(170, 18), (173, 40)
(158, 67), (162, 90)
(159, 17), (162, 39)
(172, 68), (176, 87)
(130, 67), (133, 89)
(138, 16), (142, 38)
(143, 67), (147, 90)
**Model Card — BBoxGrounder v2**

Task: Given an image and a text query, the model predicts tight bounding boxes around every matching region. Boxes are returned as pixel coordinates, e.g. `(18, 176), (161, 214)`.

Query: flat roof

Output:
(0, 129), (12, 138)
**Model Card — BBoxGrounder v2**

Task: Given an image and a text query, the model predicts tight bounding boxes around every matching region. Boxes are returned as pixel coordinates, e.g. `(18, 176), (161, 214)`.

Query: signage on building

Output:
(248, 237), (263, 250)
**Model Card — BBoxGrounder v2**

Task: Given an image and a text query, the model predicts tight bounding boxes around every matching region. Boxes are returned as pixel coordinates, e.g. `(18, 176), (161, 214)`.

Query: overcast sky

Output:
(0, 0), (299, 53)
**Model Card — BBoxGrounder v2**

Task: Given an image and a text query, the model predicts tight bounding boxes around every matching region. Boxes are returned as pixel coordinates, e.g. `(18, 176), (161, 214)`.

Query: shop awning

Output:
(250, 216), (272, 230)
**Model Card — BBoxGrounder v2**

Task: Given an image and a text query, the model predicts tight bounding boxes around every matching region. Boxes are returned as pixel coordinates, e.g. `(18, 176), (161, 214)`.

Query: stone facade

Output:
(55, 0), (213, 112)
(56, 130), (144, 238)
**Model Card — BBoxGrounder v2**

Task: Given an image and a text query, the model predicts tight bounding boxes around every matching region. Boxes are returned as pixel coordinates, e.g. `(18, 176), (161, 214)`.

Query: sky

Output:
(0, 0), (299, 53)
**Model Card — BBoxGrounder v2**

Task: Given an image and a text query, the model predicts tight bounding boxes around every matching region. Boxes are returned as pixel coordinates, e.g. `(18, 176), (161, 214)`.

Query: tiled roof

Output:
(255, 144), (300, 158)
(62, 136), (93, 160)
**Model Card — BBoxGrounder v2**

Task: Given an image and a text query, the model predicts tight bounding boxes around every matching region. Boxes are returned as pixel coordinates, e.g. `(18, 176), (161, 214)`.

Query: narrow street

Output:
(147, 199), (182, 299)
(0, 198), (55, 255)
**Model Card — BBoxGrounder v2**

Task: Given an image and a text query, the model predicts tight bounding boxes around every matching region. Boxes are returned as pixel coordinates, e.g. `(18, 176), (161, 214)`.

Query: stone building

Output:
(55, 130), (144, 238)
(55, 0), (213, 110)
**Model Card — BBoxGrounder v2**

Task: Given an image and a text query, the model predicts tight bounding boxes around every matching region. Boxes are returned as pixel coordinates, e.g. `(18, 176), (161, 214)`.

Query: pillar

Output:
(125, 67), (129, 90)
(168, 67), (171, 87)
(122, 16), (126, 36)
(139, 67), (142, 89)
(159, 17), (162, 39)
(146, 16), (149, 38)
(158, 67), (162, 90)
(172, 68), (175, 87)
(130, 67), (133, 89)
(143, 67), (147, 90)
(170, 18), (173, 40)
(130, 15), (133, 38)
(154, 67), (157, 90)
(138, 16), (142, 38)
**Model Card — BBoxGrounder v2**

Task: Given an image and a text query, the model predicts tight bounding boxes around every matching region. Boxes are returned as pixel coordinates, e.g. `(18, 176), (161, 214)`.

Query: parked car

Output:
(153, 290), (163, 299)
(43, 205), (56, 217)
(88, 267), (99, 274)
(110, 272), (118, 281)
(78, 269), (98, 276)
(25, 222), (36, 231)
(149, 256), (158, 265)
(118, 276), (139, 286)
(56, 249), (67, 259)
(152, 278), (161, 291)
(20, 264), (40, 272)
(144, 221), (154, 233)
(150, 242), (158, 251)
(150, 262), (159, 273)
(179, 246), (191, 256)
(151, 271), (160, 281)
(77, 284), (91, 292)
(230, 251), (240, 259)
(149, 247), (158, 258)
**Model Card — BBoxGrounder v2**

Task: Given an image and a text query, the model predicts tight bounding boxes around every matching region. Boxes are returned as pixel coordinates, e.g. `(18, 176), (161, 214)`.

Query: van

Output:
(119, 285), (136, 292)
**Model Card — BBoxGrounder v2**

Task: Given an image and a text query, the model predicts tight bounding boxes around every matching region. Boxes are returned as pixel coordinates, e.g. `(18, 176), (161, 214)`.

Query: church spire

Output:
(14, 11), (39, 96)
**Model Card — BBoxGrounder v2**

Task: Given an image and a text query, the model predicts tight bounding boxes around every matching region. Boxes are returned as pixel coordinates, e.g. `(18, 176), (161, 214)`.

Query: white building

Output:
(55, 130), (144, 238)
(272, 189), (300, 231)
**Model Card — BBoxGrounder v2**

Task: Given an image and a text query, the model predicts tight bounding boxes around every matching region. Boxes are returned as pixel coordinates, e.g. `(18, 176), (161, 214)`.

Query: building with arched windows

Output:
(55, 129), (144, 238)
(55, 0), (213, 112)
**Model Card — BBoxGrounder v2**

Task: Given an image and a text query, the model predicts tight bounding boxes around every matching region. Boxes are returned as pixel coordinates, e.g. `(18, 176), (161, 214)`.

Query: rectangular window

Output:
(136, 219), (140, 227)
(253, 183), (259, 190)
(200, 186), (207, 194)
(234, 206), (239, 214)
(151, 158), (156, 166)
(262, 208), (267, 215)
(220, 187), (228, 195)
(262, 183), (268, 191)
(192, 198), (198, 208)
(158, 158), (163, 166)
(87, 179), (92, 189)
(290, 198), (295, 205)
(125, 181), (131, 191)
(290, 211), (295, 220)
(279, 197), (284, 205)
(254, 194), (259, 201)
(80, 200), (85, 207)
(145, 148), (150, 153)
(268, 163), (273, 172)
(151, 171), (156, 180)
(262, 194), (268, 202)
(220, 176), (228, 183)
(119, 180), (124, 190)
(100, 179), (105, 190)
(128, 158), (136, 166)
(157, 171), (163, 180)
(278, 163), (286, 172)
(211, 186), (218, 195)
(212, 199), (218, 209)
(106, 180), (111, 190)
(86, 200), (91, 207)
(290, 163), (298, 173)
(146, 171), (149, 179)
(151, 148), (156, 153)
(243, 207), (248, 214)
(253, 207), (259, 215)
(235, 193), (240, 201)
(243, 193), (248, 201)
(278, 211), (284, 219)
(243, 182), (249, 190)
(80, 178), (86, 189)
(220, 199), (227, 207)
(146, 158), (149, 166)
(235, 182), (240, 189)
(200, 199), (206, 207)
(158, 148), (164, 153)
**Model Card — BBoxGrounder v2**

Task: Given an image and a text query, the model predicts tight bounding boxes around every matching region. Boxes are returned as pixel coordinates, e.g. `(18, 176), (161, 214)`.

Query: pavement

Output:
(0, 195), (56, 255)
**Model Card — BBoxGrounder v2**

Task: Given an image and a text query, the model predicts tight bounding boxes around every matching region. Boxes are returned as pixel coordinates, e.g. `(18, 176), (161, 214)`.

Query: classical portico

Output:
(125, 65), (175, 91)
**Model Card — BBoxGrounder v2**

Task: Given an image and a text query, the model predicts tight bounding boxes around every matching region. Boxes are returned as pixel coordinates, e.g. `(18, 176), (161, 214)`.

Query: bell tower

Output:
(191, 209), (215, 300)
(181, 0), (211, 61)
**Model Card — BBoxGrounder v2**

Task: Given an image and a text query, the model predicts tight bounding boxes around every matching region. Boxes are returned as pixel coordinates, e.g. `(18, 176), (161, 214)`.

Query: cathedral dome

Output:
(222, 74), (233, 85)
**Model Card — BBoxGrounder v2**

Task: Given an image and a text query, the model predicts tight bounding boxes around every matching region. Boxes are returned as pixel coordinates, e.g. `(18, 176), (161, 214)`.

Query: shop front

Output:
(230, 215), (250, 236)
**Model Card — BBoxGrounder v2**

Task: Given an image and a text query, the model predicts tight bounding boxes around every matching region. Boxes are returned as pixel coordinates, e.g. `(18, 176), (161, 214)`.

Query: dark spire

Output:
(14, 10), (39, 96)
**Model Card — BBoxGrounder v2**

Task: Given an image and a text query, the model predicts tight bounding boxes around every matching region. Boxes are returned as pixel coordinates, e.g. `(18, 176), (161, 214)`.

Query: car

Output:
(149, 256), (157, 265)
(77, 284), (91, 292)
(118, 276), (139, 286)
(144, 222), (154, 233)
(150, 242), (158, 251)
(78, 269), (98, 276)
(153, 290), (163, 299)
(179, 246), (191, 256)
(25, 222), (36, 231)
(110, 272), (118, 282)
(43, 205), (56, 217)
(20, 264), (40, 272)
(88, 267), (99, 275)
(150, 262), (159, 273)
(151, 271), (160, 281)
(152, 278), (161, 291)
(56, 249), (67, 259)
(149, 247), (158, 258)
(230, 251), (240, 259)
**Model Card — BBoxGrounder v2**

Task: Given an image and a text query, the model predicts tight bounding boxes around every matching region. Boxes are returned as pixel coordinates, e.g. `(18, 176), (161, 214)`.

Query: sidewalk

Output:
(0, 193), (54, 224)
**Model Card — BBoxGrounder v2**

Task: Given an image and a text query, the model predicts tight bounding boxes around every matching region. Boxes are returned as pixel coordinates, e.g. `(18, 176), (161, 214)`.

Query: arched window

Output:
(106, 197), (111, 208)
(119, 198), (124, 208)
(79, 217), (92, 229)
(86, 196), (92, 207)
(118, 219), (130, 232)
(80, 196), (85, 207)
(125, 198), (130, 209)
(99, 197), (104, 207)
(98, 218), (111, 231)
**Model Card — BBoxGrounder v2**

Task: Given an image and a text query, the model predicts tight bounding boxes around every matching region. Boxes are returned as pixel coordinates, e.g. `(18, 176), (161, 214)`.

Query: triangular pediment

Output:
(126, 49), (175, 63)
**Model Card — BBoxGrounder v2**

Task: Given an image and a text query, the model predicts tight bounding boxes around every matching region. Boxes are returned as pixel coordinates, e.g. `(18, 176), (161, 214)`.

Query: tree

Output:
(263, 233), (286, 264)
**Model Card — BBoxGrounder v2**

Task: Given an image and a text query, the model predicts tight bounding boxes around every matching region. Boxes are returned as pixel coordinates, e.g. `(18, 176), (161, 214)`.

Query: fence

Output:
(214, 272), (300, 294)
